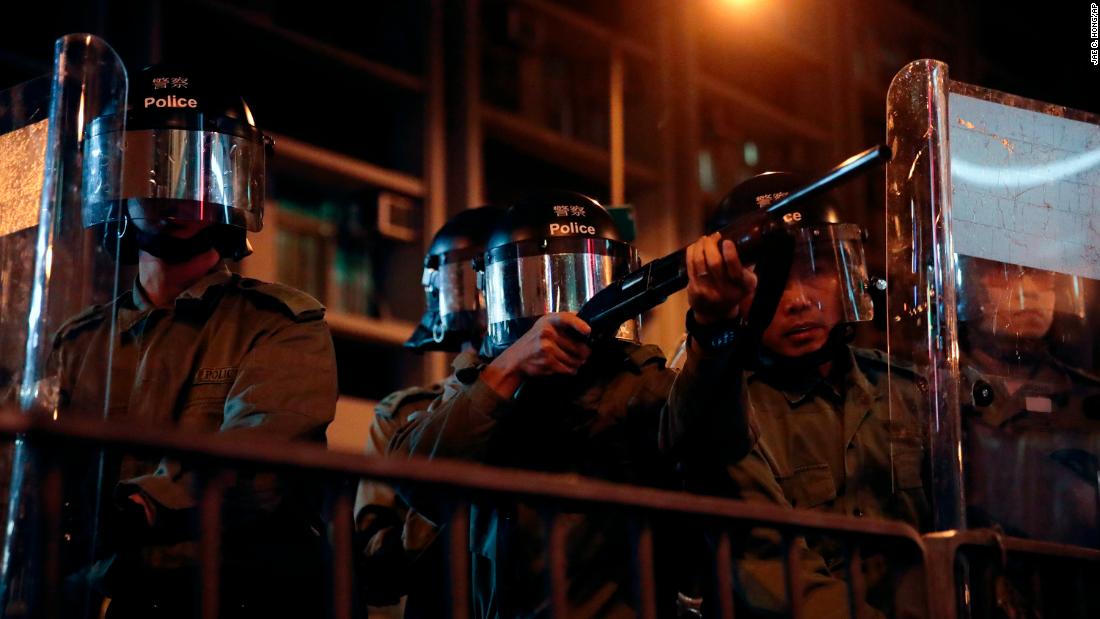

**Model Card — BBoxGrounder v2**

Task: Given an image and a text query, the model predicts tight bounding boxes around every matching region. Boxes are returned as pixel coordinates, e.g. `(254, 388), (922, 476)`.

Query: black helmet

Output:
(706, 171), (842, 233)
(478, 190), (640, 355)
(406, 206), (504, 353)
(82, 63), (270, 263)
(714, 172), (874, 324)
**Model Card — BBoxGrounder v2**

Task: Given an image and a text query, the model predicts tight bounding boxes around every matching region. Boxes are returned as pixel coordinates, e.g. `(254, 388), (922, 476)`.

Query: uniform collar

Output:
(748, 346), (876, 408)
(173, 263), (235, 305)
(118, 264), (234, 333)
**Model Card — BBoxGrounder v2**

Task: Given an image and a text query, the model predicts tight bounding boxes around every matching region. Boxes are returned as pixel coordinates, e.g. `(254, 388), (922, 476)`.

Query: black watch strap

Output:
(685, 310), (739, 351)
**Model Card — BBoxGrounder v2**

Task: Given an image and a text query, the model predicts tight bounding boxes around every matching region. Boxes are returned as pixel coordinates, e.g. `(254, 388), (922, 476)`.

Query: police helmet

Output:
(714, 172), (874, 324)
(406, 206), (504, 353)
(479, 190), (640, 355)
(82, 64), (270, 263)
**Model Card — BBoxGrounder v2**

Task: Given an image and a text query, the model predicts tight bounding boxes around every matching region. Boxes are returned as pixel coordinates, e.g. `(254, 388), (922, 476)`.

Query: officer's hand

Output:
(126, 493), (155, 527)
(481, 313), (592, 398)
(109, 493), (155, 551)
(686, 233), (757, 325)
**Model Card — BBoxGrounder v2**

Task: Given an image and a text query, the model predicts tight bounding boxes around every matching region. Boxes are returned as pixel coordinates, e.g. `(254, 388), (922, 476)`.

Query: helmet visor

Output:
(407, 247), (488, 352)
(82, 120), (266, 231)
(787, 223), (874, 323)
(436, 250), (485, 331)
(484, 237), (638, 348)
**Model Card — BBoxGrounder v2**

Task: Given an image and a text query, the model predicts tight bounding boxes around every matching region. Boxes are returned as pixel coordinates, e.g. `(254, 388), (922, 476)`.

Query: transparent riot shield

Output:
(0, 76), (51, 413)
(0, 34), (127, 618)
(885, 60), (1100, 548)
(0, 71), (53, 619)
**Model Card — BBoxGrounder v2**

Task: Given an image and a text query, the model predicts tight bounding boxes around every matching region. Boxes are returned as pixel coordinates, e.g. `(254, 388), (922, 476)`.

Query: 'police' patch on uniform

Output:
(194, 367), (238, 384)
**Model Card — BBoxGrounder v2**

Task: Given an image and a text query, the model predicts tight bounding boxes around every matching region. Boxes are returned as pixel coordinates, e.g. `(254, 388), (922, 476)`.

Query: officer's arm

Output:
(388, 310), (595, 464)
(662, 233), (756, 464)
(117, 317), (337, 533)
(356, 407), (410, 531)
(385, 371), (513, 525)
(218, 317), (338, 439)
(660, 337), (754, 464)
(388, 370), (512, 464)
(355, 397), (436, 607)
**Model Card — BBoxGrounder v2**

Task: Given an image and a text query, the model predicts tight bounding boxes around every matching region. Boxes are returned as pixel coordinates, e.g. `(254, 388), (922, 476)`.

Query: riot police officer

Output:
(354, 205), (503, 616)
(664, 172), (930, 617)
(388, 190), (678, 618)
(957, 255), (1100, 547)
(55, 64), (337, 618)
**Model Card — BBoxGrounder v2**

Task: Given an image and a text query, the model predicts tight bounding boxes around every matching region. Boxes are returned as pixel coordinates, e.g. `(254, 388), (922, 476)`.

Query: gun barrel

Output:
(758, 144), (892, 220)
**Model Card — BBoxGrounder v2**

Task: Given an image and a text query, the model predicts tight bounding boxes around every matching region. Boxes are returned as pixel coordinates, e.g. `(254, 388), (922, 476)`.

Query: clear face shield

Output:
(481, 237), (640, 351)
(787, 224), (875, 322)
(758, 223), (873, 359)
(81, 115), (268, 233)
(407, 247), (487, 351)
(433, 252), (485, 336)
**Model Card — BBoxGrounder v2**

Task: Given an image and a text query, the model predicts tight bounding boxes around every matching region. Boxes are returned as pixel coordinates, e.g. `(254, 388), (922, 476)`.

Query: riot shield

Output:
(0, 34), (127, 618)
(885, 60), (1100, 548)
(0, 76), (51, 413)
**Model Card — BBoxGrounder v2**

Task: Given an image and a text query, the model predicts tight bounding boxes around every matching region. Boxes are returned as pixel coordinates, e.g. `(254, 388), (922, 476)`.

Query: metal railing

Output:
(923, 529), (1100, 619)
(0, 408), (1097, 618)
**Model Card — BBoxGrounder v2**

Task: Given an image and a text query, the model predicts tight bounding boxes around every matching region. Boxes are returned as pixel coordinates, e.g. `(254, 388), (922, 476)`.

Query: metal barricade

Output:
(0, 406), (928, 619)
(924, 530), (1100, 619)
(6, 405), (1100, 618)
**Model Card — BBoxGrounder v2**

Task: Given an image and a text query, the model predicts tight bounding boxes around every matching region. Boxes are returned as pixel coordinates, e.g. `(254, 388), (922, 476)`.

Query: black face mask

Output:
(134, 226), (218, 264)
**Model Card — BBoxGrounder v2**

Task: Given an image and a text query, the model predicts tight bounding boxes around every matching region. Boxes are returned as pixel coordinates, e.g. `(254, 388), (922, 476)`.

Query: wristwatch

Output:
(685, 310), (739, 351)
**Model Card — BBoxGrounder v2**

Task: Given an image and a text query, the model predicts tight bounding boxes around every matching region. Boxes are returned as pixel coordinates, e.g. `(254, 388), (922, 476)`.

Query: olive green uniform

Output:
(961, 356), (1100, 547)
(664, 343), (930, 618)
(354, 384), (445, 616)
(389, 343), (675, 619)
(52, 265), (337, 617)
(963, 354), (1100, 432)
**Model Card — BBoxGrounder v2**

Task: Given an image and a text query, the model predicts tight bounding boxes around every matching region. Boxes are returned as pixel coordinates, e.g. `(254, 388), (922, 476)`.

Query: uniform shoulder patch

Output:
(237, 278), (326, 322)
(375, 384), (444, 419)
(53, 303), (110, 345)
